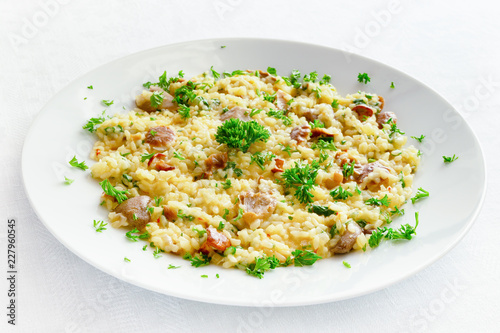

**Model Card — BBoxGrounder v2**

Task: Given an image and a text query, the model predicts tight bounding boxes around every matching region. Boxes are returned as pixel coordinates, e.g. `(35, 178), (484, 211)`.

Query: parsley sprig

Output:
(215, 119), (270, 153)
(443, 154), (459, 163)
(357, 73), (371, 84)
(365, 194), (391, 207)
(411, 187), (429, 204)
(93, 220), (107, 232)
(69, 156), (88, 171)
(250, 151), (276, 170)
(369, 212), (419, 248)
(125, 228), (150, 242)
(99, 179), (129, 203)
(183, 253), (211, 267)
(308, 205), (336, 217)
(281, 160), (320, 204)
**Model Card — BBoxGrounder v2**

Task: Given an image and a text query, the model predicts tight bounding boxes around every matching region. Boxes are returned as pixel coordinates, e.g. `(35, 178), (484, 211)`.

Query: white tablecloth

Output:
(1, 0), (499, 332)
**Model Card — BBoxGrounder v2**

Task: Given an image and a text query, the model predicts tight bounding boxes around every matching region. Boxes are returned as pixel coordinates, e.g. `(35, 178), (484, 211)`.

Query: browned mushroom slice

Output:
(354, 162), (392, 183)
(376, 111), (397, 129)
(205, 226), (231, 252)
(378, 96), (385, 110)
(115, 196), (153, 230)
(220, 106), (251, 122)
(162, 206), (177, 222)
(145, 126), (176, 151)
(290, 125), (311, 144)
(204, 152), (228, 178)
(332, 222), (362, 254)
(148, 153), (175, 171)
(275, 90), (292, 110)
(239, 192), (277, 223)
(271, 158), (285, 173)
(324, 172), (344, 190)
(135, 87), (175, 113)
(257, 70), (278, 84)
(352, 105), (374, 121)
(310, 127), (335, 138)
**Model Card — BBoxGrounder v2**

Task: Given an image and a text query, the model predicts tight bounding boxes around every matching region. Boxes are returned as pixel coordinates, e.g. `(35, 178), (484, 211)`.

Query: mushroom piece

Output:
(114, 196), (153, 230)
(220, 106), (251, 122)
(352, 105), (374, 121)
(290, 125), (311, 144)
(332, 222), (363, 254)
(145, 126), (176, 151)
(239, 192), (277, 223)
(135, 87), (175, 113)
(376, 111), (397, 129)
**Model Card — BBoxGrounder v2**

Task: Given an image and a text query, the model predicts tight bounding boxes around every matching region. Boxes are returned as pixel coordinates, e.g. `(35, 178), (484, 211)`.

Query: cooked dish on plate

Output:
(87, 68), (420, 277)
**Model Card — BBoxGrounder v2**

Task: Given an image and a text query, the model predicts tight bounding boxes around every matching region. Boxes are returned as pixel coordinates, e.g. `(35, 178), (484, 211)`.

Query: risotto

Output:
(88, 68), (420, 277)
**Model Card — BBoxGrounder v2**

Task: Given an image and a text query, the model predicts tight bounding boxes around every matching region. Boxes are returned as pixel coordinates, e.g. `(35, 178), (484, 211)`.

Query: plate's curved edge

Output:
(21, 37), (488, 307)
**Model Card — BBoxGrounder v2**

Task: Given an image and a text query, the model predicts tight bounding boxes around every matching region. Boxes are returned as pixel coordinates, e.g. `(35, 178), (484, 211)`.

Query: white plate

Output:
(22, 38), (486, 306)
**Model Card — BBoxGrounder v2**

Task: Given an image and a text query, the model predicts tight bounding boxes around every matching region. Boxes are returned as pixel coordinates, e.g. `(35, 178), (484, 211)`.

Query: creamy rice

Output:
(89, 69), (420, 273)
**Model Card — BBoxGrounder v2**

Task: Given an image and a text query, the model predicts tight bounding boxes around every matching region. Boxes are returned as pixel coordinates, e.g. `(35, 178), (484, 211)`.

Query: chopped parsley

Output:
(342, 161), (355, 178)
(215, 119), (270, 153)
(262, 91), (277, 103)
(411, 135), (425, 143)
(69, 156), (88, 171)
(217, 221), (225, 230)
(183, 253), (211, 267)
(292, 249), (322, 267)
(222, 179), (232, 189)
(124, 257), (131, 262)
(357, 73), (371, 84)
(387, 119), (405, 138)
(125, 228), (150, 242)
(87, 85), (93, 89)
(250, 151), (276, 170)
(64, 176), (74, 185)
(201, 275), (208, 278)
(311, 139), (337, 152)
(192, 227), (206, 237)
(168, 264), (180, 269)
(303, 71), (318, 83)
(343, 261), (351, 268)
(224, 161), (243, 177)
(330, 186), (353, 200)
(173, 151), (185, 160)
(365, 194), (391, 207)
(411, 187), (429, 204)
(443, 154), (459, 163)
(140, 152), (155, 163)
(222, 208), (230, 220)
(308, 205), (336, 217)
(331, 99), (339, 109)
(83, 112), (106, 133)
(278, 143), (294, 156)
(246, 255), (280, 279)
(99, 179), (129, 203)
(178, 105), (191, 119)
(390, 82), (395, 89)
(210, 66), (220, 80)
(93, 220), (107, 232)
(267, 109), (292, 126)
(153, 247), (164, 258)
(150, 91), (164, 108)
(267, 67), (277, 75)
(177, 209), (195, 221)
(281, 160), (320, 204)
(319, 74), (331, 85)
(101, 99), (114, 106)
(369, 212), (419, 248)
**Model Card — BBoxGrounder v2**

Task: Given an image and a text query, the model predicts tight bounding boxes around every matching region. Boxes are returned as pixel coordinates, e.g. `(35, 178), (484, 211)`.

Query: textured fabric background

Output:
(1, 0), (499, 332)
